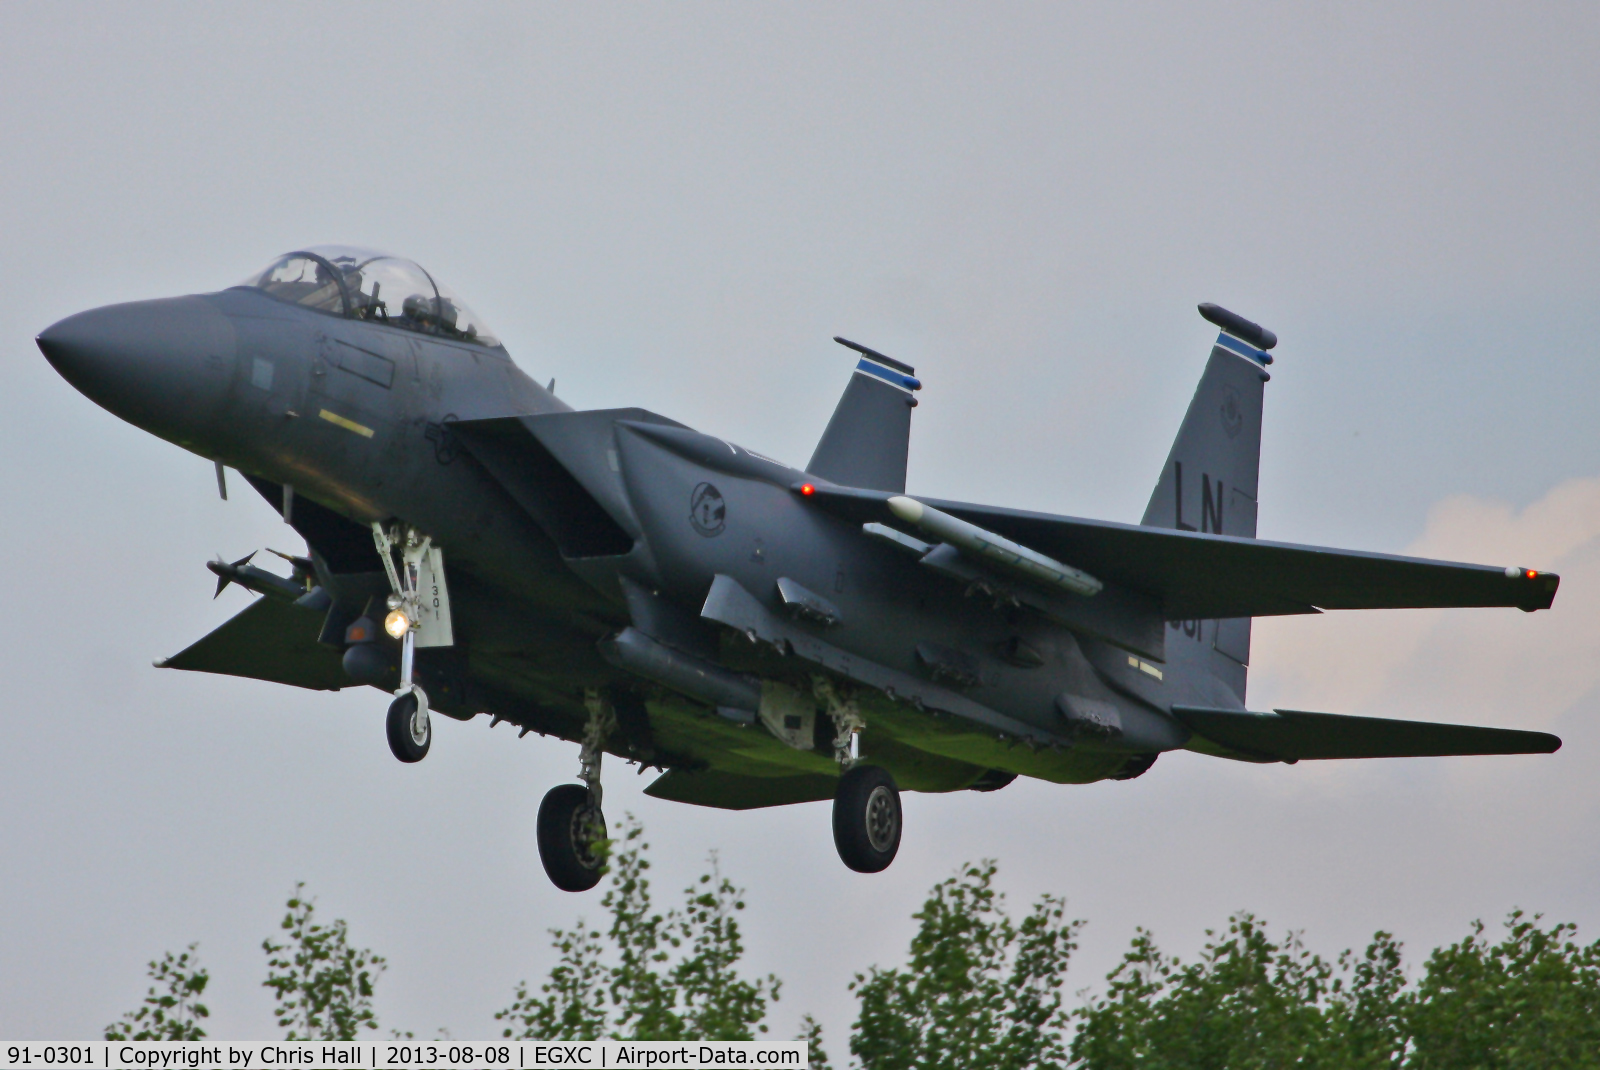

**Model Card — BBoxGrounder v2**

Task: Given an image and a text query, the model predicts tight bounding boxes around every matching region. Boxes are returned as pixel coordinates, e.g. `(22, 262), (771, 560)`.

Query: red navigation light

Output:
(800, 483), (815, 496)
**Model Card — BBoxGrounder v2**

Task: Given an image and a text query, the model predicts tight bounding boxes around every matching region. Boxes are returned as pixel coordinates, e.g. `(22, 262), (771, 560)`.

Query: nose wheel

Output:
(386, 691), (431, 763)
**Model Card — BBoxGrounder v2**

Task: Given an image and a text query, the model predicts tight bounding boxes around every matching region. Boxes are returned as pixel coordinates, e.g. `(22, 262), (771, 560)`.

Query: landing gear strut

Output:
(537, 690), (614, 892)
(816, 677), (902, 873)
(374, 523), (431, 764)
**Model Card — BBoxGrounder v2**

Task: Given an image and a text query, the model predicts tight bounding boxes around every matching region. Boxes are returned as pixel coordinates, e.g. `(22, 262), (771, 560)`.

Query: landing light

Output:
(384, 609), (412, 638)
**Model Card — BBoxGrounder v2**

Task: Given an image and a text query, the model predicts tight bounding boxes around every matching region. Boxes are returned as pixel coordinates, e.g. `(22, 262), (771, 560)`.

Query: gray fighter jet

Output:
(37, 247), (1561, 891)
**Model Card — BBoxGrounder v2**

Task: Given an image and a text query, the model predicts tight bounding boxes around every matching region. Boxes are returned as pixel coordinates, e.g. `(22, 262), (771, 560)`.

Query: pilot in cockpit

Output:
(240, 245), (502, 348)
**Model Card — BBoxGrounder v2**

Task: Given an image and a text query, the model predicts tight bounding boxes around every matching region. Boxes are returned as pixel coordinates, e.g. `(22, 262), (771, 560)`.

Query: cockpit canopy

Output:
(239, 245), (501, 348)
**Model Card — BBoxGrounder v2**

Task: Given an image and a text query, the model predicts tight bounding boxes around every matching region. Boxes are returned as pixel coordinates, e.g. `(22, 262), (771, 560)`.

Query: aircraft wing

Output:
(1173, 706), (1561, 762)
(809, 485), (1558, 618)
(157, 597), (348, 691)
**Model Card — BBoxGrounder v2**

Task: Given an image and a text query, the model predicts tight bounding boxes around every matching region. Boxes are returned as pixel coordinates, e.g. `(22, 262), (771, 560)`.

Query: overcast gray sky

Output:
(3, 1), (1598, 1044)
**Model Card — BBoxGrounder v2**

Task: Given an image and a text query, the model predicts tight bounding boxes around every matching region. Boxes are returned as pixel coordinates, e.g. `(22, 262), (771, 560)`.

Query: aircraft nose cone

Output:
(38, 296), (237, 449)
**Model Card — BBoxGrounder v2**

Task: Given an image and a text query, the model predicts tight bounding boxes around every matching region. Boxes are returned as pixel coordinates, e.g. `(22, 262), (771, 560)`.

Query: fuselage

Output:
(37, 272), (1226, 794)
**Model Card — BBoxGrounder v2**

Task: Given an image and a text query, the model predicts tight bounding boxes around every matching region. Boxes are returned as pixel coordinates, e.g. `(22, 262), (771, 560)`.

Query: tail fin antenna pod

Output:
(806, 337), (920, 493)
(1197, 302), (1278, 353)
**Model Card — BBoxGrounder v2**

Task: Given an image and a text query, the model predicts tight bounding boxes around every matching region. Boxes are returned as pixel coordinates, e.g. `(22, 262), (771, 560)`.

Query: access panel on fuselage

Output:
(304, 321), (416, 470)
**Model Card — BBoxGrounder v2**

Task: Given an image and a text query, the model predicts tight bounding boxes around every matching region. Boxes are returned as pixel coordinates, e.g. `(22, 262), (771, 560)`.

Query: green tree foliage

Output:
(1070, 914), (1406, 1070)
(496, 917), (610, 1041)
(1070, 910), (1600, 1069)
(1405, 911), (1600, 1069)
(262, 883), (386, 1039)
(104, 943), (210, 1040)
(96, 847), (1600, 1065)
(497, 818), (779, 1041)
(798, 1014), (833, 1070)
(847, 860), (1082, 1070)
(1319, 932), (1411, 1068)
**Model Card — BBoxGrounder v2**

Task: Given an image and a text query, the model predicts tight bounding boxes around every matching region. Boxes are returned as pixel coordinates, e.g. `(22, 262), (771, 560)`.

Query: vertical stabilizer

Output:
(1142, 304), (1276, 699)
(806, 337), (920, 492)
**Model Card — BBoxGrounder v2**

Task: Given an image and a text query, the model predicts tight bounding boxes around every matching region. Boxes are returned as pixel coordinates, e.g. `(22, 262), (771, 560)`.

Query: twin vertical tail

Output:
(806, 312), (1273, 702)
(1141, 304), (1277, 698)
(806, 337), (921, 493)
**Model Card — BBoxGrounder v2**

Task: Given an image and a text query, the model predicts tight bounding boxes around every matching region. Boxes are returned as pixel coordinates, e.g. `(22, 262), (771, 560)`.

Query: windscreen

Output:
(238, 246), (502, 347)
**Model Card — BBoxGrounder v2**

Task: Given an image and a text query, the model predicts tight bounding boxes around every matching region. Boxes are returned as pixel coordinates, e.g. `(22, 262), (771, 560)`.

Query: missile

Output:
(266, 547), (316, 582)
(208, 553), (307, 601)
(886, 496), (1103, 598)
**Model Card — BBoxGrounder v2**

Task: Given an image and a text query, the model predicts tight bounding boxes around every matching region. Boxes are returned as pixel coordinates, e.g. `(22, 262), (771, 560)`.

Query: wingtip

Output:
(1512, 568), (1560, 612)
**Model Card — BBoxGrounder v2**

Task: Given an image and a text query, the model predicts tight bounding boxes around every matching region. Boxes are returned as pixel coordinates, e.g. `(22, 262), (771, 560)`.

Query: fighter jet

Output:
(37, 246), (1561, 891)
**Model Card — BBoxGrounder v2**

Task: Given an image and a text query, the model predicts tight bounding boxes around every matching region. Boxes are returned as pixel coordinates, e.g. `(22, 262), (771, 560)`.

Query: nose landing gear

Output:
(386, 690), (431, 763)
(372, 522), (442, 764)
(537, 690), (614, 892)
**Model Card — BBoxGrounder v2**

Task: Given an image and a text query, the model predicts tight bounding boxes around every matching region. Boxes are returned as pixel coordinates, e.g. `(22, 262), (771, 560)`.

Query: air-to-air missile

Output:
(207, 550), (313, 601)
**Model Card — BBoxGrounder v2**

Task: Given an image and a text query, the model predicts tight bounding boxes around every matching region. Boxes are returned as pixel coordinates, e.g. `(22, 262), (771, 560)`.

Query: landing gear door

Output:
(413, 545), (455, 648)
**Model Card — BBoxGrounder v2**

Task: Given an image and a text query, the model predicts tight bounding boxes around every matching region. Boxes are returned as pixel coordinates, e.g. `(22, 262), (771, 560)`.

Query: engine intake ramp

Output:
(1173, 705), (1561, 763)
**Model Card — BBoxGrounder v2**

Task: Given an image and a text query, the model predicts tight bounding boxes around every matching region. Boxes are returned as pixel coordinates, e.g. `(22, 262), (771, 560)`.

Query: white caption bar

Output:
(3, 1043), (807, 1070)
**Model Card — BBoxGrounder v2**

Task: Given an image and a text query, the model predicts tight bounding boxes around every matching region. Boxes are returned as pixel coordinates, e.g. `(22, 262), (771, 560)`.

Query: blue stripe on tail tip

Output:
(1215, 332), (1274, 366)
(856, 358), (922, 391)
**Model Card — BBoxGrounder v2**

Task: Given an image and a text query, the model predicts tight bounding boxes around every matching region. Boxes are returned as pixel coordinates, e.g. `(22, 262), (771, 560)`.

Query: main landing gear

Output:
(834, 765), (902, 873)
(817, 678), (902, 874)
(537, 690), (614, 893)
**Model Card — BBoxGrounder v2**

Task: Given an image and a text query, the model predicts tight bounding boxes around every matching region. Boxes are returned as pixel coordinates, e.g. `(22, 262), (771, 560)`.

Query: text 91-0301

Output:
(7, 1050), (98, 1066)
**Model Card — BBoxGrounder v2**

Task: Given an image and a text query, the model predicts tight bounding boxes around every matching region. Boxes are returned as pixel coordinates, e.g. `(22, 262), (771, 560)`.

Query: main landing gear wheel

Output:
(537, 784), (608, 892)
(833, 765), (902, 873)
(385, 691), (431, 763)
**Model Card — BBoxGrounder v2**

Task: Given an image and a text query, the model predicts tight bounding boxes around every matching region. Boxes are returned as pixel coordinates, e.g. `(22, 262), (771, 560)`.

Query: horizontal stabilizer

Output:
(157, 597), (347, 691)
(645, 769), (837, 810)
(1173, 705), (1560, 762)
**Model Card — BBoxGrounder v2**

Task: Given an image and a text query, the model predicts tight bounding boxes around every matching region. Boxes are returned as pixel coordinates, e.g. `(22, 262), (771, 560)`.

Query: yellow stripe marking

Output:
(319, 409), (374, 438)
(1128, 655), (1164, 680)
